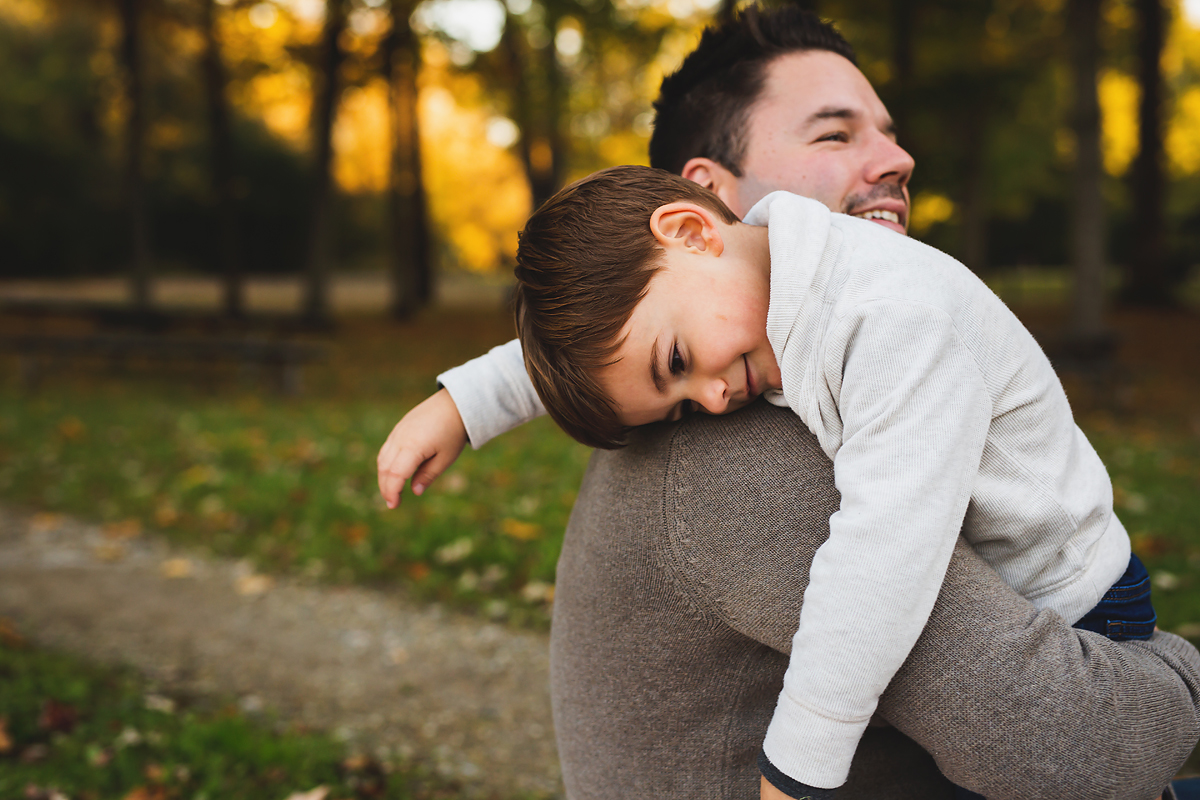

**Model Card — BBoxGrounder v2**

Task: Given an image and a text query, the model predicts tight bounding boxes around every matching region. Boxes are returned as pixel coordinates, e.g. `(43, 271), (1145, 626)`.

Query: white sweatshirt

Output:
(746, 191), (1129, 788)
(438, 192), (1130, 791)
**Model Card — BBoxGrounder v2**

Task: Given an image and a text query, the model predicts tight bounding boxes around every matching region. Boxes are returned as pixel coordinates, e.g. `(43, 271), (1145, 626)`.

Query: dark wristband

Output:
(758, 749), (839, 800)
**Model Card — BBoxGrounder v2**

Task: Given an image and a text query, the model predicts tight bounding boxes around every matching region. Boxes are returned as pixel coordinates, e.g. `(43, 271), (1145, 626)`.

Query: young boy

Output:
(512, 165), (1155, 799)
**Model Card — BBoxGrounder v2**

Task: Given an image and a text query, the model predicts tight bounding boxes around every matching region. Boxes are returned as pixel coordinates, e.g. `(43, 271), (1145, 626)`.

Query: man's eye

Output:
(670, 344), (685, 375)
(818, 131), (849, 143)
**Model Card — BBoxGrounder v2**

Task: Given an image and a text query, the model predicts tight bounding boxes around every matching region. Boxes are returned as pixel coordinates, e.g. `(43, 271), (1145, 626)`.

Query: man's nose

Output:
(866, 132), (915, 187)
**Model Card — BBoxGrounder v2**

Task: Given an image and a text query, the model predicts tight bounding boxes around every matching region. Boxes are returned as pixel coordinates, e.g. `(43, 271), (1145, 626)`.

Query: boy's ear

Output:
(649, 202), (725, 256)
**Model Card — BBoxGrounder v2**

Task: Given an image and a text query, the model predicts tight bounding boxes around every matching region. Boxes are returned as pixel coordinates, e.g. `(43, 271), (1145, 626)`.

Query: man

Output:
(553, 403), (1200, 799)
(377, 7), (1200, 797)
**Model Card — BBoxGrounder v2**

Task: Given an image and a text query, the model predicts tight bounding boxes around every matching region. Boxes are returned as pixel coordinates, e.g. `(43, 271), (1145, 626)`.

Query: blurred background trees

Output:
(1, 0), (1199, 318)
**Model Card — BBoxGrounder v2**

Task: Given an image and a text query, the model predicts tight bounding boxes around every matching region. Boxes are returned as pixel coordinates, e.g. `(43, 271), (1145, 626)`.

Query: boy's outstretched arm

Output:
(377, 341), (547, 508)
(377, 388), (468, 508)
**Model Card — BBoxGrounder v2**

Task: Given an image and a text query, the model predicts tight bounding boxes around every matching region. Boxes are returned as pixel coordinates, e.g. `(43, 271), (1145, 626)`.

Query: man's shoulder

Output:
(575, 401), (838, 646)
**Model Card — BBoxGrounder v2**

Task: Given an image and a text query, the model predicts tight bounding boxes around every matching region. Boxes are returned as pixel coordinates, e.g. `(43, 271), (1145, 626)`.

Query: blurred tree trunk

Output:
(1066, 0), (1107, 343)
(889, 0), (913, 146)
(303, 0), (347, 325)
(1123, 0), (1170, 306)
(118, 0), (152, 313)
(533, 10), (566, 208)
(503, 10), (565, 210)
(961, 111), (989, 273)
(200, 0), (242, 318)
(383, 0), (431, 318)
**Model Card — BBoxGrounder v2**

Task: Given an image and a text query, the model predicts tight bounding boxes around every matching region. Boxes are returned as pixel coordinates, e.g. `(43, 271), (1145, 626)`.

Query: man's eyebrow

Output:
(804, 106), (858, 127)
(804, 106), (899, 139)
(650, 336), (666, 394)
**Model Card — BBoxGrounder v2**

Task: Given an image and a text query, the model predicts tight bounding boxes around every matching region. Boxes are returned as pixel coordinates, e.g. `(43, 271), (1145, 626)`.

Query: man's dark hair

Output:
(649, 5), (856, 177)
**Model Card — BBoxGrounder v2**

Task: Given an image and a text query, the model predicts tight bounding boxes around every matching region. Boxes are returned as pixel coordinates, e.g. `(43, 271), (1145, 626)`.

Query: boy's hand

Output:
(760, 776), (793, 800)
(377, 388), (468, 508)
(760, 775), (834, 800)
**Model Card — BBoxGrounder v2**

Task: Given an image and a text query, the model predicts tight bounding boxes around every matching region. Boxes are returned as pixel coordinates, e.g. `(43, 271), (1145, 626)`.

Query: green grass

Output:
(0, 388), (588, 627)
(0, 635), (474, 800)
(1087, 423), (1200, 635)
(0, 311), (592, 627)
(0, 307), (1196, 634)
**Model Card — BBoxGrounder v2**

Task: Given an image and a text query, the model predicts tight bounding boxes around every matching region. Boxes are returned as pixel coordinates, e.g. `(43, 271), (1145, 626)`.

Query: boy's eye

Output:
(670, 344), (685, 375)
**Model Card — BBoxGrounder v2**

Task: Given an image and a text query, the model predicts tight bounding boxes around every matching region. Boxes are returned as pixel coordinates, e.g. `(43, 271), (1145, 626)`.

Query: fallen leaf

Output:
(86, 744), (112, 766)
(20, 743), (48, 763)
(0, 618), (25, 647)
(0, 717), (11, 754)
(434, 537), (473, 564)
(153, 502), (179, 527)
(521, 581), (555, 604)
(103, 519), (143, 540)
(144, 694), (175, 713)
(29, 513), (63, 533)
(501, 518), (541, 541)
(38, 699), (78, 734)
(406, 562), (430, 581)
(342, 754), (368, 771)
(1154, 571), (1181, 591)
(122, 787), (168, 800)
(235, 573), (273, 596)
(57, 416), (86, 440)
(93, 542), (125, 563)
(160, 558), (192, 579)
(283, 787), (329, 800)
(339, 523), (368, 546)
(1177, 623), (1200, 639)
(1131, 531), (1172, 558)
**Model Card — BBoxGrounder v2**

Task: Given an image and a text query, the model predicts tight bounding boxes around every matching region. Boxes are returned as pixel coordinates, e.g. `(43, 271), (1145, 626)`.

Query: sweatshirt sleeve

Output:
(436, 338), (546, 449)
(761, 300), (993, 790)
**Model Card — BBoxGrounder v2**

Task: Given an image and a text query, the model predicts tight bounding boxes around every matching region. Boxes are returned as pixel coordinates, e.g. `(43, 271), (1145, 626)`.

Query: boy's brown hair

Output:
(514, 164), (740, 449)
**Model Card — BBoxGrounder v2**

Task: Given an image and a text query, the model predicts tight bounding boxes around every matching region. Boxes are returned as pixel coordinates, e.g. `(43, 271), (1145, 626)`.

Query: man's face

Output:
(685, 50), (914, 234)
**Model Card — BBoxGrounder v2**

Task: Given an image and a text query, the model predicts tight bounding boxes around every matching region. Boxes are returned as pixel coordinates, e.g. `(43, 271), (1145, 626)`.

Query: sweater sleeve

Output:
(762, 300), (992, 789)
(436, 338), (546, 449)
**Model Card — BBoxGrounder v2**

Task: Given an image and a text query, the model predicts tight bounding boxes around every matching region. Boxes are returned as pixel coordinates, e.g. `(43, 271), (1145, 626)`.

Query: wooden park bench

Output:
(3, 333), (327, 395)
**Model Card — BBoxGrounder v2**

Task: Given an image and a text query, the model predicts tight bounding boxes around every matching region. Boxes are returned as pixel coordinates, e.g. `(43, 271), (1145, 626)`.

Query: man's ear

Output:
(649, 202), (725, 256)
(681, 157), (743, 218)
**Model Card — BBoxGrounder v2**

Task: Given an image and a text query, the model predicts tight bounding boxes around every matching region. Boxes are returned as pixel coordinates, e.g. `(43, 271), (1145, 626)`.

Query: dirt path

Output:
(0, 506), (561, 799)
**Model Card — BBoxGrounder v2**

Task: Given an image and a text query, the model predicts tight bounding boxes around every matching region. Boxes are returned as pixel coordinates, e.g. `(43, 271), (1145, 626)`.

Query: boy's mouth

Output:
(745, 355), (758, 397)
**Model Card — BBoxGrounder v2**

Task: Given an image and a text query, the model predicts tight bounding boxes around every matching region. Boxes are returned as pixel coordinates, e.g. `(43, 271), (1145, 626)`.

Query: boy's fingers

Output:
(410, 451), (455, 495)
(378, 450), (432, 509)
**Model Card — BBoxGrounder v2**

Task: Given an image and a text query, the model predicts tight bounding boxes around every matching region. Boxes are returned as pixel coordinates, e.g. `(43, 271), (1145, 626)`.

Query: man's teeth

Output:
(855, 209), (900, 224)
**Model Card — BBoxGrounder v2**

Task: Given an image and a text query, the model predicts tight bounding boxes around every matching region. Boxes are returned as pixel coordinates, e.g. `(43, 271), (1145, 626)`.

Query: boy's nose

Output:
(698, 378), (731, 415)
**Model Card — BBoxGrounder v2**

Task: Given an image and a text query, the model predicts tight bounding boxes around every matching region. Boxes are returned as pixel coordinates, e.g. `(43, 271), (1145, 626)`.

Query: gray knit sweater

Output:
(551, 401), (1200, 799)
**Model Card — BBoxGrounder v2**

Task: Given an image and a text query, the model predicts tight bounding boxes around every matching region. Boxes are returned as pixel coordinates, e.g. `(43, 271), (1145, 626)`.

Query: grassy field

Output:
(0, 309), (589, 627)
(1, 293), (1199, 786)
(0, 300), (1198, 635)
(0, 626), (485, 800)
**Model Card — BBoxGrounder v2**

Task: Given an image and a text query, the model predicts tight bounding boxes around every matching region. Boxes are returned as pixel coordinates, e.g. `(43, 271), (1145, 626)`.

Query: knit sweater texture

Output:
(553, 403), (1200, 799)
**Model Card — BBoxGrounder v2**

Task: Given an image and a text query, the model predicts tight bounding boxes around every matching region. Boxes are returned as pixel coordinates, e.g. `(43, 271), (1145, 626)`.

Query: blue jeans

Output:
(953, 554), (1157, 799)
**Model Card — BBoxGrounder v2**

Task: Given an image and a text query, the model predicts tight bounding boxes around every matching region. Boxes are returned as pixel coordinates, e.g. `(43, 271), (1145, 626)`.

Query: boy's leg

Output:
(1073, 553), (1157, 641)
